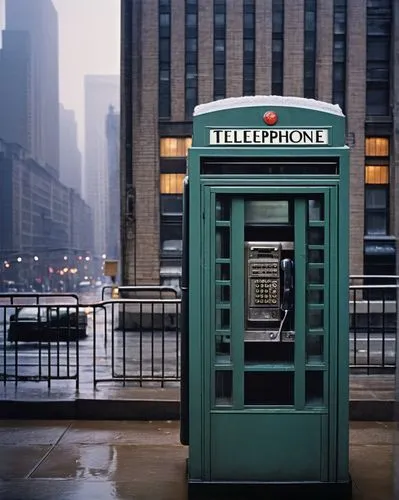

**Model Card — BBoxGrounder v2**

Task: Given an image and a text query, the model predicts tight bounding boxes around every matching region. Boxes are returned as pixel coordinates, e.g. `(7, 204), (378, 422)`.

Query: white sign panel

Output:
(209, 128), (329, 146)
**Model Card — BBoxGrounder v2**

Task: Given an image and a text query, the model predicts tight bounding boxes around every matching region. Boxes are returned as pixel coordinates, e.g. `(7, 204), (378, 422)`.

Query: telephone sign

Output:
(209, 127), (329, 146)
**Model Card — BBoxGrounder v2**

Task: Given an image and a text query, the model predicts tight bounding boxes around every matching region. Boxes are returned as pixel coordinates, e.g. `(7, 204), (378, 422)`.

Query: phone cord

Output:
(277, 309), (289, 339)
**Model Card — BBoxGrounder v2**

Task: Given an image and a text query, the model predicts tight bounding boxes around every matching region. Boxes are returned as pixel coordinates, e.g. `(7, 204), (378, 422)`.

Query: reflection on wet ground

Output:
(0, 420), (398, 499)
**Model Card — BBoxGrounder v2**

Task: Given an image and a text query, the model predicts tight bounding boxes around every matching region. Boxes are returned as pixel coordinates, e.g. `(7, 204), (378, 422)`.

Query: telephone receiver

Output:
(281, 258), (294, 311)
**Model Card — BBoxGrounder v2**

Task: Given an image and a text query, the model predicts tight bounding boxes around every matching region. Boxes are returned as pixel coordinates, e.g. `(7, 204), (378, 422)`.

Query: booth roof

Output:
(193, 95), (344, 117)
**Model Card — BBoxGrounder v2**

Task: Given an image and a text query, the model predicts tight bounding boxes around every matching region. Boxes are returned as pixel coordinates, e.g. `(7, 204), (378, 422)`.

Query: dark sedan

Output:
(8, 306), (88, 342)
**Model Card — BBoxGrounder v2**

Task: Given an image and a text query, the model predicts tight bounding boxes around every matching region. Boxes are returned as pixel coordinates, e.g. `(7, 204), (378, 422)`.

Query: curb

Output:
(0, 399), (395, 421)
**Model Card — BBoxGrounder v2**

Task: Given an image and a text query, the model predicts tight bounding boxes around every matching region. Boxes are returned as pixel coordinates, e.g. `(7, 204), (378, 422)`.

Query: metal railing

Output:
(91, 298), (181, 387)
(0, 279), (397, 388)
(0, 293), (82, 388)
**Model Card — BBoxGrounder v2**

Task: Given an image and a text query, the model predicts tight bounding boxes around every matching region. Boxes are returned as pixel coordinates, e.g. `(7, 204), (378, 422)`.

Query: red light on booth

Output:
(263, 111), (278, 126)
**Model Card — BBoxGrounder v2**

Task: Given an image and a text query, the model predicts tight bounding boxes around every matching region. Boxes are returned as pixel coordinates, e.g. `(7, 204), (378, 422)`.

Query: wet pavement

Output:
(0, 420), (398, 499)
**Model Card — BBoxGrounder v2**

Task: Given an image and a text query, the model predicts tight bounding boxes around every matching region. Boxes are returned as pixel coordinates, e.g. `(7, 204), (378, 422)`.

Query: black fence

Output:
(0, 280), (397, 388)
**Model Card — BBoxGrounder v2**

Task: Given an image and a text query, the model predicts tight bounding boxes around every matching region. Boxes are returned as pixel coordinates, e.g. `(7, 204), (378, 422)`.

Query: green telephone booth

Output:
(180, 96), (351, 499)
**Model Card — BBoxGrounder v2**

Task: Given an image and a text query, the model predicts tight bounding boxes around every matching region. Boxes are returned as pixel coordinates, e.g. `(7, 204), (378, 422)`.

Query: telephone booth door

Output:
(202, 186), (340, 482)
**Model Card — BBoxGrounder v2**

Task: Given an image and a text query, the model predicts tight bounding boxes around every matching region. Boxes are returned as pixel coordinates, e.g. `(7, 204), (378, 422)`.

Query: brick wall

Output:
(255, 0), (272, 95)
(346, 0), (366, 276)
(171, 0), (185, 121)
(198, 0), (213, 104)
(283, 0), (304, 96)
(131, 0), (160, 284)
(316, 0), (333, 102)
(226, 0), (243, 98)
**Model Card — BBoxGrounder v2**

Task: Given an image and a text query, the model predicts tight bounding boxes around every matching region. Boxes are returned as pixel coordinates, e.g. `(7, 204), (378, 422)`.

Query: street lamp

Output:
(33, 256), (39, 261)
(17, 257), (22, 263)
(63, 256), (68, 261)
(102, 254), (107, 259)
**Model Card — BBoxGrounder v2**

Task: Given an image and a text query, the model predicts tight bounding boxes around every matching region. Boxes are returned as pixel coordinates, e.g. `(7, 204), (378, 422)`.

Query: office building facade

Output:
(0, 139), (94, 289)
(121, 0), (398, 285)
(1, 0), (60, 172)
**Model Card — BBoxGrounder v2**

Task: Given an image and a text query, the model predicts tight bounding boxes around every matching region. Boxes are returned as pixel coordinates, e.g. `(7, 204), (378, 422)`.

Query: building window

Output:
(160, 137), (192, 157)
(366, 0), (391, 117)
(272, 0), (284, 95)
(364, 137), (390, 236)
(159, 0), (171, 118)
(160, 173), (185, 194)
(365, 137), (389, 157)
(243, 0), (255, 96)
(332, 0), (346, 111)
(185, 0), (198, 119)
(304, 0), (316, 98)
(214, 0), (226, 101)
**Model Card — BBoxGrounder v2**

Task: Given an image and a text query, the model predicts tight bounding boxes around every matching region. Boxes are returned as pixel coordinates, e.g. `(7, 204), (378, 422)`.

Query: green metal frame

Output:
(186, 100), (350, 487)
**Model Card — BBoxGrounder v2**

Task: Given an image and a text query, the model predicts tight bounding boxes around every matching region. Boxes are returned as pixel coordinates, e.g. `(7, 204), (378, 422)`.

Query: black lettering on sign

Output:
(213, 130), (223, 143)
(316, 130), (325, 143)
(302, 130), (314, 143)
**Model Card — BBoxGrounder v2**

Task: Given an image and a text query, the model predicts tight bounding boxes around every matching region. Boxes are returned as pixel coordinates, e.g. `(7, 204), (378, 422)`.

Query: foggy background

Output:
(0, 0), (120, 151)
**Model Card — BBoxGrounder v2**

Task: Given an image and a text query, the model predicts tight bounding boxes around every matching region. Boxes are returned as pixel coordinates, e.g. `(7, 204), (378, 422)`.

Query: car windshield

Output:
(17, 307), (49, 320)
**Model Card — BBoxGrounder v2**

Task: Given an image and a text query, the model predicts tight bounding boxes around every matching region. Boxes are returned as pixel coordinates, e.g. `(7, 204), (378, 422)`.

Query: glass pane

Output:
(306, 335), (324, 362)
(308, 266), (324, 284)
(308, 249), (324, 263)
(216, 308), (230, 330)
(216, 196), (231, 220)
(245, 342), (294, 365)
(216, 263), (230, 280)
(308, 227), (324, 244)
(216, 284), (230, 303)
(308, 199), (324, 221)
(245, 200), (289, 224)
(305, 371), (324, 406)
(244, 372), (294, 406)
(215, 335), (230, 363)
(215, 370), (232, 405)
(307, 288), (324, 303)
(308, 308), (324, 329)
(216, 227), (230, 258)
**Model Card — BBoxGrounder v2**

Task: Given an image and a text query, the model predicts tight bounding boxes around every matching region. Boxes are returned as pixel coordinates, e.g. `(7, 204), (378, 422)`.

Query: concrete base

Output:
(0, 399), (395, 421)
(188, 478), (352, 499)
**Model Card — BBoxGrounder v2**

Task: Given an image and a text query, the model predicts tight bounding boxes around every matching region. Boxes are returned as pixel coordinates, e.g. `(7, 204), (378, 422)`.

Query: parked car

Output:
(8, 306), (88, 342)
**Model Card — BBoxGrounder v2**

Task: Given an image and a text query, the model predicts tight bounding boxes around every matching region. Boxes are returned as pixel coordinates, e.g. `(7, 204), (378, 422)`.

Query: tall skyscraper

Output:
(0, 29), (32, 153)
(59, 104), (82, 196)
(0, 0), (59, 172)
(84, 75), (119, 258)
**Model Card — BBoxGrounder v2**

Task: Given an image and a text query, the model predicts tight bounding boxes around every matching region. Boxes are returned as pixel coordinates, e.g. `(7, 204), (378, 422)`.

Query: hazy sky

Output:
(0, 0), (120, 151)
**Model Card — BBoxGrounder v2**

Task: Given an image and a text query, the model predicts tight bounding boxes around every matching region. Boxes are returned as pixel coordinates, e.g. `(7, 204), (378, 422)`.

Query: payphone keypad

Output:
(247, 245), (281, 321)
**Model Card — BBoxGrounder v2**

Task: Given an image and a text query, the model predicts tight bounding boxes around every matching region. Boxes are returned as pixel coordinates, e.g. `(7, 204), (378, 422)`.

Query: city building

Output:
(84, 75), (120, 260)
(0, 139), (94, 291)
(0, 0), (60, 173)
(59, 104), (82, 196)
(105, 105), (121, 260)
(120, 0), (398, 286)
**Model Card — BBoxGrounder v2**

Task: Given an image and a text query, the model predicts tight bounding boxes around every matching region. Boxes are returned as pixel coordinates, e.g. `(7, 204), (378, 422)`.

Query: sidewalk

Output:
(0, 419), (397, 500)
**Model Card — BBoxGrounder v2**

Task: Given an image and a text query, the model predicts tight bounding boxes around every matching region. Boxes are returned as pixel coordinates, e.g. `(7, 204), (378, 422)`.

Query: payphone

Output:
(245, 241), (294, 342)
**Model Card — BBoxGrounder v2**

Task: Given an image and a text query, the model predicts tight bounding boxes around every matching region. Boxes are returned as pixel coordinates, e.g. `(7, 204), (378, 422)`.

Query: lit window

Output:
(160, 173), (186, 194)
(160, 137), (192, 157)
(365, 137), (389, 157)
(365, 166), (389, 185)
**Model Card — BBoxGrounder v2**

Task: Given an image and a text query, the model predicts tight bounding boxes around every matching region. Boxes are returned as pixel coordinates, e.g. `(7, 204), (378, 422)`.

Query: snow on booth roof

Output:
(193, 95), (344, 117)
